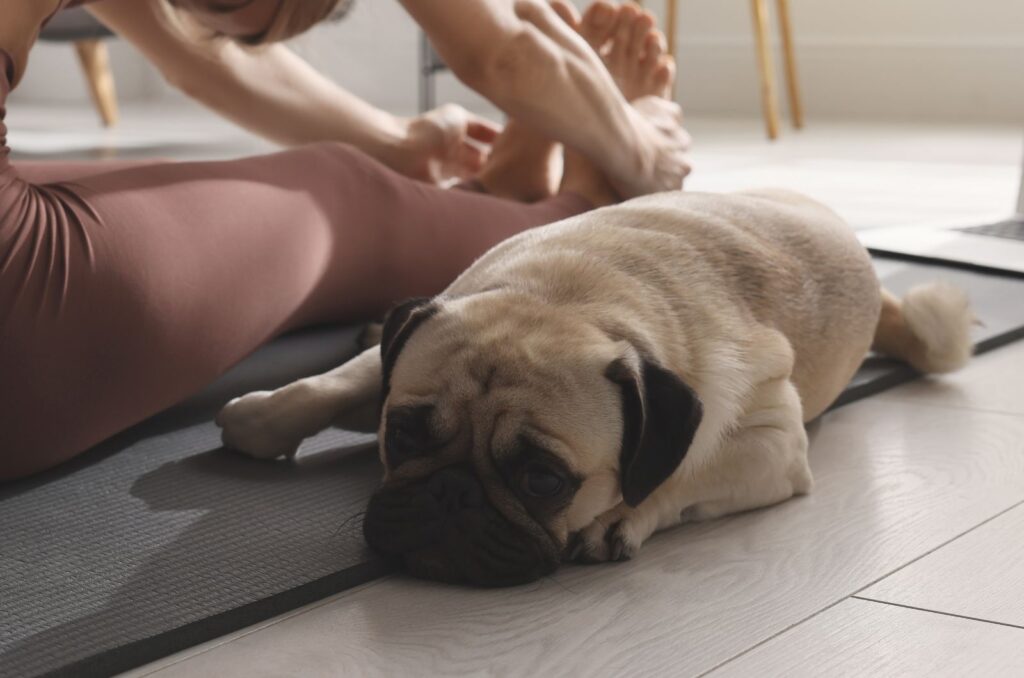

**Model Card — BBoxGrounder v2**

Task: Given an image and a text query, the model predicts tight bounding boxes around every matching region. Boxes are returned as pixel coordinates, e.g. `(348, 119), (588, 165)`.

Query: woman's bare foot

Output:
(476, 121), (561, 203)
(511, 0), (690, 197)
(579, 1), (675, 100)
(479, 0), (683, 203)
(477, 116), (615, 209)
(559, 148), (618, 209)
(477, 120), (617, 209)
(548, 0), (677, 206)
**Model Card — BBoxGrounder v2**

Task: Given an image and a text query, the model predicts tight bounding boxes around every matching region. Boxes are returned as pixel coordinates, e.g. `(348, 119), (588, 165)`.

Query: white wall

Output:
(14, 40), (161, 104)
(673, 0), (1024, 124)
(13, 0), (1024, 124)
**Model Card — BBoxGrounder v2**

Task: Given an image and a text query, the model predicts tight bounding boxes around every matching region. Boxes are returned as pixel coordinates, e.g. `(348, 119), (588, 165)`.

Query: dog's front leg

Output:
(216, 346), (382, 459)
(568, 490), (683, 563)
(569, 377), (812, 563)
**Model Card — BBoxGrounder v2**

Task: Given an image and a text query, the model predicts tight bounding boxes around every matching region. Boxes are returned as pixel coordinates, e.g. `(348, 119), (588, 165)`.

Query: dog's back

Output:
(634, 189), (882, 418)
(452, 190), (881, 420)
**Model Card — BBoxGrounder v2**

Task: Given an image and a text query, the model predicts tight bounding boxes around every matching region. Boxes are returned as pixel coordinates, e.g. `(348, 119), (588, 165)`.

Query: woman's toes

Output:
(644, 30), (665, 62)
(609, 4), (640, 73)
(629, 11), (656, 63)
(549, 0), (580, 30)
(635, 32), (664, 90)
(652, 57), (675, 99)
(580, 1), (618, 50)
(628, 15), (656, 83)
(578, 0), (676, 101)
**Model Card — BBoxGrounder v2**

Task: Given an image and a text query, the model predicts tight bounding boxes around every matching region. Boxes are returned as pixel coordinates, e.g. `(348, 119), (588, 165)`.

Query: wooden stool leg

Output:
(776, 0), (803, 128)
(666, 0), (678, 57)
(749, 0), (779, 140)
(74, 40), (118, 128)
(665, 0), (679, 98)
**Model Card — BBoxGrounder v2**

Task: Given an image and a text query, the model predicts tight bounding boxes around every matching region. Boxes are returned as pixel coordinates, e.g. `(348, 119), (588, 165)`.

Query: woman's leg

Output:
(15, 159), (166, 183)
(1, 76), (598, 482)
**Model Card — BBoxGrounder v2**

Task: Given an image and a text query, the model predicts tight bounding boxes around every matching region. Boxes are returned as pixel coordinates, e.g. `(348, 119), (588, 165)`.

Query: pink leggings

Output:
(0, 57), (589, 481)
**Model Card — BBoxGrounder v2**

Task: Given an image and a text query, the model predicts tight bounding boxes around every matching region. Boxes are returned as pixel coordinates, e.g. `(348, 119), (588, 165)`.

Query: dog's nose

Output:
(428, 466), (484, 514)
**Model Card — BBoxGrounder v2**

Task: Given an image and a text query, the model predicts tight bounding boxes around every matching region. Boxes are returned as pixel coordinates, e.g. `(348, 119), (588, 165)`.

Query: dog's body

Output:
(217, 190), (972, 585)
(449, 188), (880, 422)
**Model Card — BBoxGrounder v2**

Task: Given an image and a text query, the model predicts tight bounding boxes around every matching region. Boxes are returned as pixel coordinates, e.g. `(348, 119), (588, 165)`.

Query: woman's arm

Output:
(402, 0), (690, 198)
(86, 0), (498, 183)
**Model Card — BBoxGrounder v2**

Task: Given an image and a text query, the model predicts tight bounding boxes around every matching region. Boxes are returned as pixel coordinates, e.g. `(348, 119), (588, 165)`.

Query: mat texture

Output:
(2, 259), (1023, 678)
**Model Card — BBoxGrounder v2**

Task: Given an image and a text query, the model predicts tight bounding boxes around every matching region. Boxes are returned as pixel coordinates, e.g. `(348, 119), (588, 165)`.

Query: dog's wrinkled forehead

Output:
(386, 325), (546, 457)
(382, 297), (625, 471)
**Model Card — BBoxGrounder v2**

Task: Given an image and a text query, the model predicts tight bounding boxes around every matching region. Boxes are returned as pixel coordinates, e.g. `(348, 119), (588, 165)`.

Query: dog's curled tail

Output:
(872, 284), (974, 374)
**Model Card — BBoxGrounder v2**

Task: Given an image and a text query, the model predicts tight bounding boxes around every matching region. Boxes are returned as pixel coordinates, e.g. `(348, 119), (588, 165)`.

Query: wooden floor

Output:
(11, 107), (1021, 677)
(126, 346), (1024, 678)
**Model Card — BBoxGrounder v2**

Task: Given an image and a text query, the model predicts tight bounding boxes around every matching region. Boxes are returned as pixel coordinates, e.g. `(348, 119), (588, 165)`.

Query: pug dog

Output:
(216, 190), (973, 587)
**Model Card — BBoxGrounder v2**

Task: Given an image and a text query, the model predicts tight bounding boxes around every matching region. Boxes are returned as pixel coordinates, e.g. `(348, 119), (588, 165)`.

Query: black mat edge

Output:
(49, 323), (1024, 678)
(42, 558), (399, 678)
(33, 263), (1024, 678)
(865, 247), (1024, 280)
(827, 321), (1024, 412)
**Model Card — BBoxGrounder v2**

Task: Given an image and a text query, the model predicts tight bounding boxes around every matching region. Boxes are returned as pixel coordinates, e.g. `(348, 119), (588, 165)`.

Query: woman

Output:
(0, 0), (684, 480)
(88, 0), (690, 194)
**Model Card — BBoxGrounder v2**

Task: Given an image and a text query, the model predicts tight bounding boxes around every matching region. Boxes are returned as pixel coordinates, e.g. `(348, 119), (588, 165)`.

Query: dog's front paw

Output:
(358, 322), (384, 350)
(216, 391), (302, 460)
(566, 509), (645, 564)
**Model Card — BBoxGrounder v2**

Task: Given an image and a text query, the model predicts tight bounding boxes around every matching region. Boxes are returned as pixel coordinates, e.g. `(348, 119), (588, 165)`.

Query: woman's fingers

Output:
(549, 0), (581, 29)
(466, 117), (502, 145)
(454, 141), (489, 178)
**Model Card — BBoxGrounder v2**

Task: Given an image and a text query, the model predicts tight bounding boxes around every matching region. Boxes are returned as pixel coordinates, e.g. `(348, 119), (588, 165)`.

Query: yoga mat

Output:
(2, 258), (1023, 678)
(0, 327), (388, 678)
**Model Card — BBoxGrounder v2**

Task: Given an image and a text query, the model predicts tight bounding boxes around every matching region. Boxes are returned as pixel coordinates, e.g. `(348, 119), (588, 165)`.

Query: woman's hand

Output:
(87, 1), (503, 182)
(624, 96), (692, 195)
(392, 104), (502, 185)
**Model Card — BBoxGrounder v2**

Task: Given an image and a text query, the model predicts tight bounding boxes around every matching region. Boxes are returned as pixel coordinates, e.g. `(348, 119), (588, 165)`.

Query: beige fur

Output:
(217, 189), (972, 568)
(873, 285), (974, 374)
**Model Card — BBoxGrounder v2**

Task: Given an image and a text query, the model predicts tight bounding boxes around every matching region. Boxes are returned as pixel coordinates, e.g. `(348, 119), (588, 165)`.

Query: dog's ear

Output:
(605, 354), (703, 507)
(380, 297), (437, 400)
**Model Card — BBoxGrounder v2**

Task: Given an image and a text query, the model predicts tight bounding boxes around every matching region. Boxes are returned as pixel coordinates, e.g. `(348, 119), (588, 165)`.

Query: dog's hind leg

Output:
(682, 376), (812, 521)
(216, 346), (383, 459)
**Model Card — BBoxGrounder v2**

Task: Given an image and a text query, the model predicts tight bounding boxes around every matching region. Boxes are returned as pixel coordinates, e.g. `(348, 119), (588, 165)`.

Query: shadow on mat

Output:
(6, 262), (1023, 676)
(1, 442), (387, 678)
(0, 325), (363, 499)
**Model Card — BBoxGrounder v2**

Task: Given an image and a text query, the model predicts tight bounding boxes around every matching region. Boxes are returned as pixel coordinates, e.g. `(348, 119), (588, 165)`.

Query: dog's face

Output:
(362, 293), (703, 586)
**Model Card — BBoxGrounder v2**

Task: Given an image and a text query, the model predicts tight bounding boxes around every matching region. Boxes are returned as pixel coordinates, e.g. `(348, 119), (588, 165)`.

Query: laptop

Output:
(858, 145), (1024, 275)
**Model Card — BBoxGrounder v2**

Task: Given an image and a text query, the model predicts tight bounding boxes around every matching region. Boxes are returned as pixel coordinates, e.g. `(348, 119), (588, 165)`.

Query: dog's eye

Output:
(392, 426), (417, 453)
(386, 425), (423, 468)
(385, 406), (434, 467)
(522, 465), (564, 498)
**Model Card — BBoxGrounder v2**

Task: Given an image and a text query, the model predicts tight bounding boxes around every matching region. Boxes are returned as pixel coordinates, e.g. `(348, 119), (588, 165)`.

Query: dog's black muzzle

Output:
(363, 465), (559, 587)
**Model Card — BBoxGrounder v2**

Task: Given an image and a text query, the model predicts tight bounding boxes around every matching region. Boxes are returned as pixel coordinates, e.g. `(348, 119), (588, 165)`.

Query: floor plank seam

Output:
(8, 115), (1020, 677)
(849, 496), (1024, 598)
(696, 496), (1024, 677)
(136, 576), (397, 676)
(693, 596), (853, 678)
(872, 395), (1024, 420)
(851, 596), (1024, 632)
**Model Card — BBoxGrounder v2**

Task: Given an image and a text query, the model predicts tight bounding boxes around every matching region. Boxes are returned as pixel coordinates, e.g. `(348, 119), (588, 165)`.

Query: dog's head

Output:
(362, 293), (703, 586)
